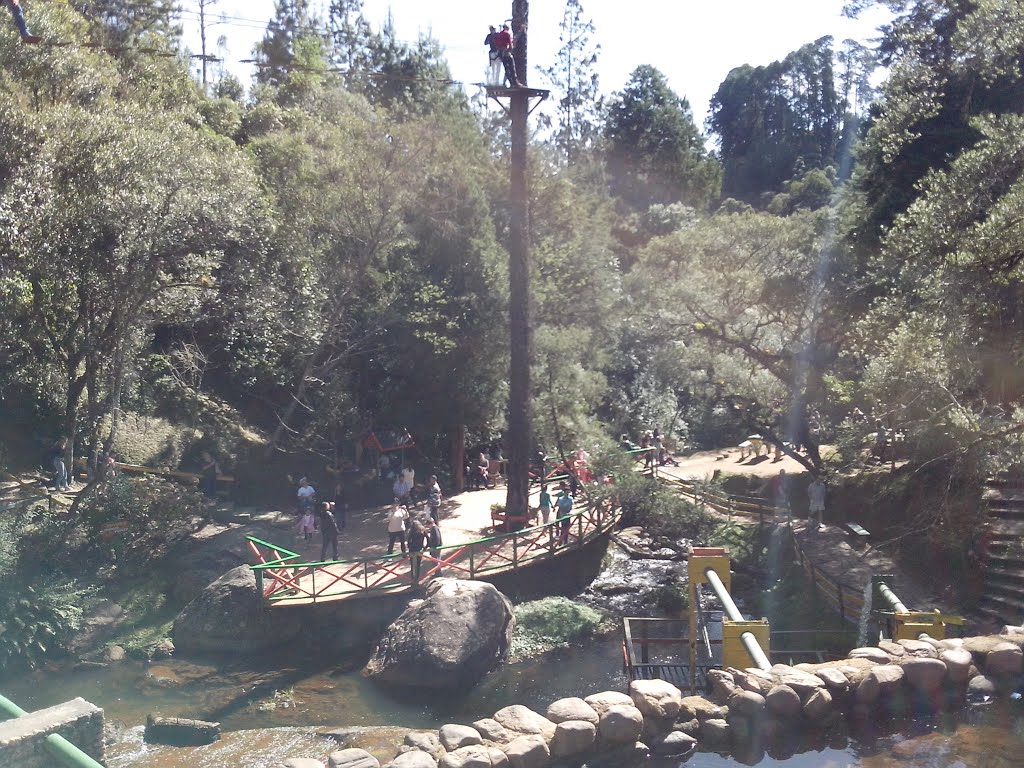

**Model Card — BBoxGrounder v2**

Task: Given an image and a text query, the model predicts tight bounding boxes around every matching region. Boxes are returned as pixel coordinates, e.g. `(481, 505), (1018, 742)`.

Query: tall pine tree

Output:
(542, 0), (601, 164)
(255, 0), (322, 89)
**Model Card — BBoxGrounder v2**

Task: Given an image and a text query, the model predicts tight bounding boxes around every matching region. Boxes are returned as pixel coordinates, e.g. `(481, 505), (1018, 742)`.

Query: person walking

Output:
(332, 482), (348, 531)
(199, 451), (219, 500)
(386, 502), (408, 554)
(807, 476), (827, 529)
(319, 502), (340, 561)
(297, 507), (316, 542)
(426, 475), (442, 524)
(425, 517), (443, 575)
(538, 483), (552, 525)
(556, 485), (575, 546)
(51, 437), (70, 492)
(407, 520), (426, 582)
(296, 477), (316, 515)
(759, 469), (790, 521)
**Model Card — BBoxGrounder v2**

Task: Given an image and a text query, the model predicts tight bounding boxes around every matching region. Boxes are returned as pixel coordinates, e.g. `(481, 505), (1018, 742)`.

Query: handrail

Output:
(0, 694), (104, 768)
(248, 500), (620, 604)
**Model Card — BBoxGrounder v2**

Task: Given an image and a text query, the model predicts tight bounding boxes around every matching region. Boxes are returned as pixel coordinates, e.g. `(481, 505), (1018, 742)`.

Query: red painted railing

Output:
(247, 501), (621, 605)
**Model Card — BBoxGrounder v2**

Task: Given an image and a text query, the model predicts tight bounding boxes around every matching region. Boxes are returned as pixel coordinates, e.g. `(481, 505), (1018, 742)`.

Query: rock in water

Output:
(365, 579), (514, 688)
(172, 565), (301, 655)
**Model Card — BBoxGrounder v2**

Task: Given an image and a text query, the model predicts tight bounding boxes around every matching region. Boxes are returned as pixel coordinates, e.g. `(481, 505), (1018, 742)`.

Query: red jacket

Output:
(495, 30), (512, 51)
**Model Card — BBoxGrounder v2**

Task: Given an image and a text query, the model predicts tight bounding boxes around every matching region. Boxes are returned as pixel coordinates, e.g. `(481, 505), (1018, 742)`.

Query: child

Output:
(538, 483), (552, 525)
(297, 508), (315, 541)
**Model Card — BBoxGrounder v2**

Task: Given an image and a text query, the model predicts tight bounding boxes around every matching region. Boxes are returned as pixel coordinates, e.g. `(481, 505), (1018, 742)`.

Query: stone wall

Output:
(0, 698), (104, 768)
(274, 630), (1024, 768)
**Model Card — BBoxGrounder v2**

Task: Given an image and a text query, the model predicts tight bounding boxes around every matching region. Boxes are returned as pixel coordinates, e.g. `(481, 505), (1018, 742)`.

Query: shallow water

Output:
(6, 539), (1023, 766)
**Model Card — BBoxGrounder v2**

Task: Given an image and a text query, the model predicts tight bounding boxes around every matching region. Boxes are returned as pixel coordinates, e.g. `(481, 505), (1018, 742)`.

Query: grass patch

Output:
(510, 596), (613, 660)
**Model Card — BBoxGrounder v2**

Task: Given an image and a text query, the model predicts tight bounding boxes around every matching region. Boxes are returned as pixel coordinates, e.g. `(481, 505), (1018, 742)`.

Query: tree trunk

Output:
(505, 0), (532, 518)
(451, 423), (466, 494)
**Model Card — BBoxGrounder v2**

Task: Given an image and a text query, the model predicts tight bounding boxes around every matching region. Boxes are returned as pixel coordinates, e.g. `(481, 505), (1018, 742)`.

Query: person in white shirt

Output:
(386, 502), (408, 554)
(296, 477), (316, 514)
(807, 477), (827, 529)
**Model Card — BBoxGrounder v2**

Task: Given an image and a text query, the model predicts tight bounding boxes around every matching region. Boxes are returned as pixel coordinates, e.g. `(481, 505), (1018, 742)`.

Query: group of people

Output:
(294, 477), (350, 560)
(385, 492), (444, 581)
(621, 425), (677, 469)
(536, 481), (576, 546)
(483, 20), (525, 88)
(758, 468), (828, 529)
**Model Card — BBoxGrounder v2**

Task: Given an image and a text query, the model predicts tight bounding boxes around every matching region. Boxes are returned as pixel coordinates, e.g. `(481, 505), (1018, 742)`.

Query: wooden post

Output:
(505, 0), (532, 519)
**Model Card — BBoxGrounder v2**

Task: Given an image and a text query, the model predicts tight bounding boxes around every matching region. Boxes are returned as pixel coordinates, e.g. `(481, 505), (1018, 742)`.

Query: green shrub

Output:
(511, 597), (611, 659)
(654, 584), (689, 616)
(0, 581), (94, 675)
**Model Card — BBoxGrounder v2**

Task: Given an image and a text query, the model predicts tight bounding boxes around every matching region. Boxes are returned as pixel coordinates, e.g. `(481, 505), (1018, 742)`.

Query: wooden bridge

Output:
(248, 500), (621, 606)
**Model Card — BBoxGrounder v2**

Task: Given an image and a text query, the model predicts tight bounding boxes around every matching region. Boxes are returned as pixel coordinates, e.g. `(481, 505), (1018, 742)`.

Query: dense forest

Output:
(1, 0), (1024, 672)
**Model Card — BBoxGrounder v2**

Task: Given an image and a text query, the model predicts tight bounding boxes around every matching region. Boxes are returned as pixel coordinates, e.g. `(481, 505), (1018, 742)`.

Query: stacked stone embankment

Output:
(279, 630), (1024, 768)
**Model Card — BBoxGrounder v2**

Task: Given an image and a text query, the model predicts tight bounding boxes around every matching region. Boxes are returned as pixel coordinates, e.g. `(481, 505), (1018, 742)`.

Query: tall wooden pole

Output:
(505, 0), (532, 517)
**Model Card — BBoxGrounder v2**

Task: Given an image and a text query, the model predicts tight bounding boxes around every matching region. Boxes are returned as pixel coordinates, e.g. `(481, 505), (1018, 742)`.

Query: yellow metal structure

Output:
(722, 619), (771, 668)
(688, 547), (731, 592)
(890, 609), (964, 641)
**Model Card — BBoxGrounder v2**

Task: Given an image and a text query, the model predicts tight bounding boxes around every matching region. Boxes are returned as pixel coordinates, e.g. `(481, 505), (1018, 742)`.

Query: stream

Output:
(4, 536), (1024, 766)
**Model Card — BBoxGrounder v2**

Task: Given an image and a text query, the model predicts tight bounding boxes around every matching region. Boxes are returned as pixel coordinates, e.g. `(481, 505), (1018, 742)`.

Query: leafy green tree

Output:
(0, 105), (267, 464)
(361, 17), (463, 116)
(542, 0), (602, 164)
(328, 0), (373, 71)
(80, 0), (181, 46)
(603, 65), (721, 211)
(255, 0), (322, 89)
(708, 37), (844, 203)
(626, 208), (839, 467)
(845, 0), (1024, 247)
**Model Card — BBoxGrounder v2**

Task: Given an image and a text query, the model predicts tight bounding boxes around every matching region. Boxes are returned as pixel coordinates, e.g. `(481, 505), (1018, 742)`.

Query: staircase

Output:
(978, 477), (1024, 625)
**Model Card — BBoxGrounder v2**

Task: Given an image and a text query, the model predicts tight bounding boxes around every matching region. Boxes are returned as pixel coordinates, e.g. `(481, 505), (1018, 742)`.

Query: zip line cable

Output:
(15, 35), (476, 88)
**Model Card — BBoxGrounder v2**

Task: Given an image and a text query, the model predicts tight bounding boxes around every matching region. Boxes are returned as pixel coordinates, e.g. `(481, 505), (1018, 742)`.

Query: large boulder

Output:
(502, 735), (549, 768)
(492, 706), (556, 742)
(939, 648), (974, 684)
(596, 704), (643, 744)
(549, 720), (596, 758)
(984, 642), (1023, 677)
(900, 658), (947, 693)
(172, 566), (301, 655)
(629, 679), (682, 720)
(545, 698), (598, 725)
(365, 580), (514, 688)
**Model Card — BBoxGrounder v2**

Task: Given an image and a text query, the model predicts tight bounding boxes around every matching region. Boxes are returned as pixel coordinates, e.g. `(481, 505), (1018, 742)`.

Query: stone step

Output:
(976, 602), (1018, 627)
(987, 564), (1024, 581)
(977, 591), (1024, 623)
(984, 578), (1024, 602)
(985, 519), (1024, 536)
(986, 504), (1024, 517)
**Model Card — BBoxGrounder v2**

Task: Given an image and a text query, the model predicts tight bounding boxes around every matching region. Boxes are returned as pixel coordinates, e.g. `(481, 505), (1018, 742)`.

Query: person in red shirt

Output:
(494, 23), (520, 87)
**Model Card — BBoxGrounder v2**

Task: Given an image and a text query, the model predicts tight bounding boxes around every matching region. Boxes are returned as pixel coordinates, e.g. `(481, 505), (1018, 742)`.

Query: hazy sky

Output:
(180, 1), (890, 123)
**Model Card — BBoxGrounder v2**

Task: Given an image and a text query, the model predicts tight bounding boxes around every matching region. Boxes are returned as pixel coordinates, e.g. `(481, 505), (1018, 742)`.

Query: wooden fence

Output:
(248, 500), (621, 606)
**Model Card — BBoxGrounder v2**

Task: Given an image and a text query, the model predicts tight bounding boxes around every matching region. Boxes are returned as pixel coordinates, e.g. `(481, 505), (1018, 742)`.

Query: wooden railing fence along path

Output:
(248, 498), (622, 606)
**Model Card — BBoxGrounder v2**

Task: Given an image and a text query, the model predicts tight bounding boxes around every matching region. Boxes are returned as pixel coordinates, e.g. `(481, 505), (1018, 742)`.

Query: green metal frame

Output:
(0, 694), (105, 768)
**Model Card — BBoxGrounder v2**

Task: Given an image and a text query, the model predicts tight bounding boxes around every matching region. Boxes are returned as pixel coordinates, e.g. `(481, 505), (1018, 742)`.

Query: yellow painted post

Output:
(722, 619), (771, 668)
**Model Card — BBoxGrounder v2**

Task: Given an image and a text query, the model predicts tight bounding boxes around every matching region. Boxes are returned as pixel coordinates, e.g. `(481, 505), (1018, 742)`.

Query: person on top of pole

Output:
(5, 0), (40, 43)
(495, 22), (521, 88)
(484, 24), (501, 86)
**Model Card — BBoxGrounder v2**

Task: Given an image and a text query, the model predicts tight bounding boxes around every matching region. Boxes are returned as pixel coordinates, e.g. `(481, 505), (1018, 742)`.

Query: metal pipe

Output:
(876, 581), (909, 614)
(703, 568), (772, 671)
(0, 694), (105, 768)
